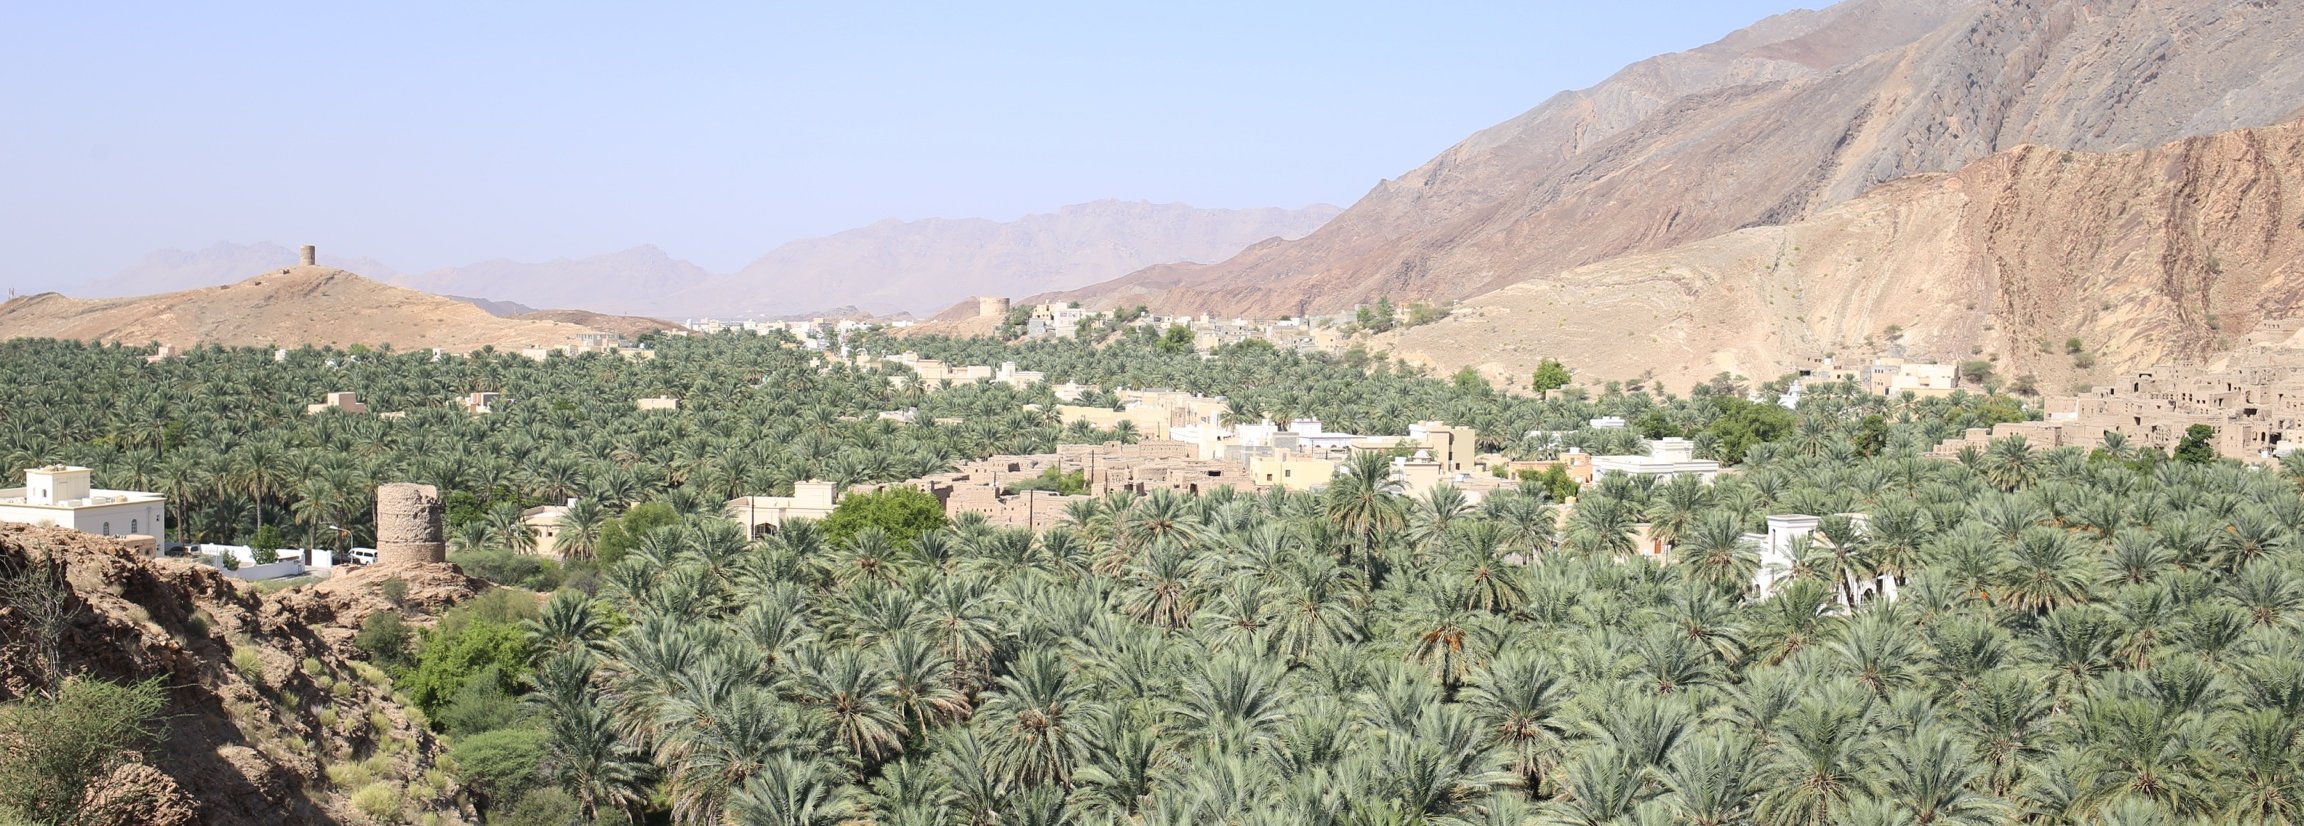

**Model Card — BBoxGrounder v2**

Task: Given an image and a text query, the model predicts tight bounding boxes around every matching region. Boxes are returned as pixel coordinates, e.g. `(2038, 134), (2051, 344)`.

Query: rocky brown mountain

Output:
(1056, 0), (2304, 317)
(1386, 120), (2304, 391)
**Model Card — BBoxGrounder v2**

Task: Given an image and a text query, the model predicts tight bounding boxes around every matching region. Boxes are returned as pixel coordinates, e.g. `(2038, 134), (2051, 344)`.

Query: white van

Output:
(349, 547), (378, 565)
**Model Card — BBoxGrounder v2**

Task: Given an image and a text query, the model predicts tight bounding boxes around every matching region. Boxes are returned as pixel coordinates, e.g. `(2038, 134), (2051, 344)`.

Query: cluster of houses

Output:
(868, 353), (1048, 390)
(1015, 302), (1346, 353)
(1929, 320), (2304, 462)
(684, 317), (887, 351)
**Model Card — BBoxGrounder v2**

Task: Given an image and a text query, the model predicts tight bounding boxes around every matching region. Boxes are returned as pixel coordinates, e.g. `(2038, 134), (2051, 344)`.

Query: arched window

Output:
(130, 519), (138, 534)
(102, 521), (112, 536)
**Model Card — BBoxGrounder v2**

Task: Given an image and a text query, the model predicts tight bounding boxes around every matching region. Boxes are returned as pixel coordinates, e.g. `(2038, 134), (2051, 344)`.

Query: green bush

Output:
(251, 525), (283, 565)
(354, 612), (412, 670)
(821, 487), (948, 549)
(380, 577), (409, 608)
(489, 787), (580, 826)
(350, 781), (401, 823)
(231, 647), (266, 687)
(433, 665), (525, 737)
(0, 678), (167, 824)
(447, 550), (561, 591)
(447, 725), (548, 813)
(405, 591), (538, 718)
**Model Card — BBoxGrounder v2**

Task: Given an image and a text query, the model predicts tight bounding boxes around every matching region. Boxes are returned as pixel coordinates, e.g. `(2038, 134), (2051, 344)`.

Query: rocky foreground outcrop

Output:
(0, 524), (470, 825)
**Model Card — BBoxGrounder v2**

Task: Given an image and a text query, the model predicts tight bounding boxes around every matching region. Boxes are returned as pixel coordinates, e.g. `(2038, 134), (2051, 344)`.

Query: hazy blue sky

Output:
(1, 1), (1814, 287)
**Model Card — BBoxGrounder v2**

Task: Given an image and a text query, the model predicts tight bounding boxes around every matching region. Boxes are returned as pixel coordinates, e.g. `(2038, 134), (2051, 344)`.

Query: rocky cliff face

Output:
(1058, 0), (2304, 317)
(1385, 121), (2304, 390)
(0, 524), (466, 825)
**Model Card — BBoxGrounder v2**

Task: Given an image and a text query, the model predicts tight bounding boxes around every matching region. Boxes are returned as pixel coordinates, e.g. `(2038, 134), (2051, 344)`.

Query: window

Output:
(130, 519), (138, 534)
(102, 521), (112, 536)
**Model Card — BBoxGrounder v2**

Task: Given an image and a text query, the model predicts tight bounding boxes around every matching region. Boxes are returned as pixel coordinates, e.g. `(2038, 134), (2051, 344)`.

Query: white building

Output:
(0, 466), (166, 554)
(727, 481), (842, 539)
(1591, 438), (1720, 483)
(1748, 512), (1893, 604)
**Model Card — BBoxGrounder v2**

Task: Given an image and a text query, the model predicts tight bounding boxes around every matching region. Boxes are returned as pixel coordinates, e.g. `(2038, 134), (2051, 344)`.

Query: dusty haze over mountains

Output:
(80, 201), (1338, 319)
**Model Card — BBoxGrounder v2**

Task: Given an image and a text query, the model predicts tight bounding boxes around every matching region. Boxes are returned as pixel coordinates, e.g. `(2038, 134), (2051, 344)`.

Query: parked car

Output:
(348, 547), (377, 565)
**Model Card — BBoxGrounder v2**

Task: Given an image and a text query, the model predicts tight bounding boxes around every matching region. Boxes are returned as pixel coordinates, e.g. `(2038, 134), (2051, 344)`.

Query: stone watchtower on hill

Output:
(978, 296), (1010, 318)
(300, 245), (316, 266)
(374, 483), (445, 565)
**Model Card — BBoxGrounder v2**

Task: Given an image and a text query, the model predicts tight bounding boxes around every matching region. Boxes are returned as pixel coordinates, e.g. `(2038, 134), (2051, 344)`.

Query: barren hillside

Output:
(1386, 120), (2304, 391)
(1057, 0), (2304, 316)
(0, 266), (620, 353)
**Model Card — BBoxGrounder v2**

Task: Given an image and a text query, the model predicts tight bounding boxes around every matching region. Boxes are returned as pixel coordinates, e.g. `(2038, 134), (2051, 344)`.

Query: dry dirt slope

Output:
(1385, 120), (2304, 391)
(0, 265), (618, 353)
(1056, 0), (2304, 317)
(0, 524), (467, 825)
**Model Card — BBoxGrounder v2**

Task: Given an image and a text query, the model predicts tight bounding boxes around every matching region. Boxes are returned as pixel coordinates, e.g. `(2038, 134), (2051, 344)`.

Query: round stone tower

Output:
(977, 296), (1010, 318)
(375, 483), (446, 565)
(299, 245), (317, 266)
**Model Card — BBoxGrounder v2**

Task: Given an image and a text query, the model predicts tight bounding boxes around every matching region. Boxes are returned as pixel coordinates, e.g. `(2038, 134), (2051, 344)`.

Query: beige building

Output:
(1058, 403), (1176, 440)
(1249, 455), (1338, 489)
(522, 503), (570, 557)
(856, 442), (1249, 530)
(1866, 358), (1960, 397)
(727, 481), (842, 538)
(0, 466), (165, 553)
(636, 396), (681, 411)
(306, 391), (368, 415)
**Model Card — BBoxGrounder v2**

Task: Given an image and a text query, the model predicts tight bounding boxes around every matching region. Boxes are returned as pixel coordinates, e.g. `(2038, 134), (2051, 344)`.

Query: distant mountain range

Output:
(89, 200), (1338, 319)
(1049, 0), (2304, 388)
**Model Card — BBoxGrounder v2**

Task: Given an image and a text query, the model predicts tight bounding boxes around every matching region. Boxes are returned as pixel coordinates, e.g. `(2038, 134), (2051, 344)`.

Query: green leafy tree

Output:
(1703, 396), (1795, 464)
(1155, 324), (1195, 355)
(822, 488), (948, 549)
(1531, 359), (1572, 394)
(2174, 424), (2217, 464)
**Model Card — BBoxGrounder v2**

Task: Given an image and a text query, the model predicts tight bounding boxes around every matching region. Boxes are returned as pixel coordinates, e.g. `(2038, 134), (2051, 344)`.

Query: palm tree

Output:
(1462, 650), (1569, 795)
(722, 754), (859, 826)
(1676, 511), (1760, 594)
(539, 696), (651, 823)
(1758, 686), (1870, 826)
(556, 498), (609, 561)
(978, 650), (1094, 789)
(1325, 451), (1405, 584)
(789, 647), (907, 767)
(229, 439), (291, 537)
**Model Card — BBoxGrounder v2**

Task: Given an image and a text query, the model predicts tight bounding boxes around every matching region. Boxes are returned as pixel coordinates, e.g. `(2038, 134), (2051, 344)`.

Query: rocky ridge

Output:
(0, 523), (469, 825)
